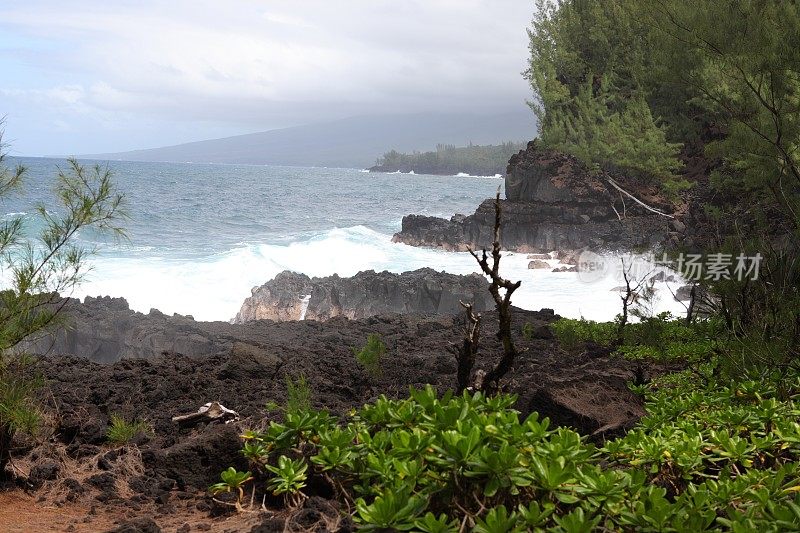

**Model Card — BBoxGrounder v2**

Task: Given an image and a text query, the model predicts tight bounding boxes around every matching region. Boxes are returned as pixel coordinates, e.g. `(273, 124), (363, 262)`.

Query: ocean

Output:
(2, 158), (687, 322)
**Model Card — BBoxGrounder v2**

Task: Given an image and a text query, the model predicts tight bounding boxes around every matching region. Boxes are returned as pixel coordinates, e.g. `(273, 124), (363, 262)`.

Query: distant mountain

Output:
(83, 112), (537, 168)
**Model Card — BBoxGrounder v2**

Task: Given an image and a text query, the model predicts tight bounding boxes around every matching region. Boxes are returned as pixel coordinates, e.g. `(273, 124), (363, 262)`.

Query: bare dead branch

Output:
(605, 177), (674, 219)
(449, 301), (482, 393)
(467, 189), (522, 392)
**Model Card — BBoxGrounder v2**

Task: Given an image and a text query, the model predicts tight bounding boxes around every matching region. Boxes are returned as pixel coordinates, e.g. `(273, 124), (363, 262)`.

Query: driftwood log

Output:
(172, 402), (240, 428)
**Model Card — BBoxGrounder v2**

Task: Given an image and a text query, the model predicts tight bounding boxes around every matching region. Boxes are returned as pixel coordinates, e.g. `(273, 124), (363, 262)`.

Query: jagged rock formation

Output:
(393, 141), (677, 253)
(234, 268), (494, 323)
(21, 296), (233, 363)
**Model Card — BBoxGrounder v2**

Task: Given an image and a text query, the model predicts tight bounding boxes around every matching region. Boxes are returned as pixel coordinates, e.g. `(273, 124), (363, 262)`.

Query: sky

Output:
(0, 0), (535, 156)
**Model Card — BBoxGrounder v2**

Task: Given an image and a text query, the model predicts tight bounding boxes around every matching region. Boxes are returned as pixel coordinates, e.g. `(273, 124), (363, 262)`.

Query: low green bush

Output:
(105, 414), (152, 445)
(285, 374), (312, 414)
(550, 318), (616, 351)
(551, 313), (722, 364)
(353, 333), (386, 378)
(219, 368), (800, 530)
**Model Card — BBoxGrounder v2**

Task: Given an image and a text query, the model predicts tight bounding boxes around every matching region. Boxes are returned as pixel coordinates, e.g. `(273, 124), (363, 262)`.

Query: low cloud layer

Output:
(0, 0), (534, 155)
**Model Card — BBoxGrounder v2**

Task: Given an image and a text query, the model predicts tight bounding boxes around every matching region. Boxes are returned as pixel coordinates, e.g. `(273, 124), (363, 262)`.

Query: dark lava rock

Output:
(250, 518), (286, 533)
(59, 407), (108, 445)
(528, 259), (551, 269)
(29, 461), (60, 483)
(87, 472), (117, 495)
(675, 284), (694, 301)
(522, 375), (646, 436)
(525, 324), (554, 340)
(552, 266), (578, 273)
(147, 423), (247, 490)
(234, 268), (494, 323)
(22, 295), (226, 362)
(62, 478), (85, 500)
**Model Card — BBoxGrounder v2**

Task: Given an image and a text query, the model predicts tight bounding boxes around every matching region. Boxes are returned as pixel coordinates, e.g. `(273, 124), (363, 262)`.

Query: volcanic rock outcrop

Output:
(393, 141), (677, 253)
(233, 268), (494, 323)
(21, 296), (232, 363)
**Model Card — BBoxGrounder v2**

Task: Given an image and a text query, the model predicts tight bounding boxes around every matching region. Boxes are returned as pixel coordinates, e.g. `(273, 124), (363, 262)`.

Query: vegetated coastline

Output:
(368, 141), (524, 176)
(5, 0), (800, 531)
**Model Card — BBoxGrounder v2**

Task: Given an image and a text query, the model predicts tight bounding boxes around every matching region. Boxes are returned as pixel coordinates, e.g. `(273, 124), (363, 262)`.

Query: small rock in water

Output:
(552, 266), (578, 273)
(528, 260), (550, 269)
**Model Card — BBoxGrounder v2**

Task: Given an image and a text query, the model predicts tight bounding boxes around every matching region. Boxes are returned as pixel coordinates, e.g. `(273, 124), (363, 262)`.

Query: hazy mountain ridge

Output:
(82, 112), (537, 168)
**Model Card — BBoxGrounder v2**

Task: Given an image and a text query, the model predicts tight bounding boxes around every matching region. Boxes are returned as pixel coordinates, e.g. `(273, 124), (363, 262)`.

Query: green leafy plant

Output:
(105, 414), (152, 445)
(355, 485), (428, 531)
(215, 364), (800, 529)
(265, 455), (308, 506)
(209, 467), (253, 508)
(353, 333), (386, 378)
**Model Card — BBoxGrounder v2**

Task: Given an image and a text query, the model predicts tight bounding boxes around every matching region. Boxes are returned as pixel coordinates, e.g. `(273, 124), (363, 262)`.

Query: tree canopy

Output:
(527, 0), (800, 221)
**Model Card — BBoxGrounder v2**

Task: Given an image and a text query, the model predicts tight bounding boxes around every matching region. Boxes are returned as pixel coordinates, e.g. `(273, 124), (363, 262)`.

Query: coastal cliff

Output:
(393, 141), (682, 253)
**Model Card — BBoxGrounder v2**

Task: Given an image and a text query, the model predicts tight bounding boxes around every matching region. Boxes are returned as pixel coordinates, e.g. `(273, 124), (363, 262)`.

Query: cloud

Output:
(0, 0), (535, 154)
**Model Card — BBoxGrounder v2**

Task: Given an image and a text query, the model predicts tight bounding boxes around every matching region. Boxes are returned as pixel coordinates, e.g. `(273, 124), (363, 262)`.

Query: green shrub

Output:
(284, 374), (312, 414)
(521, 322), (535, 341)
(353, 333), (386, 378)
(551, 318), (616, 351)
(105, 415), (152, 445)
(221, 362), (800, 529)
(0, 124), (125, 475)
(209, 467), (253, 506)
(552, 314), (721, 365)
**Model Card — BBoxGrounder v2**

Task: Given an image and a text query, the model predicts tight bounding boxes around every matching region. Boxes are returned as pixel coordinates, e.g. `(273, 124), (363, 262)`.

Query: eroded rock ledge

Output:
(393, 141), (681, 253)
(233, 268), (494, 323)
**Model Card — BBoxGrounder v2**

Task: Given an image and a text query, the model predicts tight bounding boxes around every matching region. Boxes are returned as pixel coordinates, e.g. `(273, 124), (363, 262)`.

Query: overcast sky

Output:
(0, 1), (535, 156)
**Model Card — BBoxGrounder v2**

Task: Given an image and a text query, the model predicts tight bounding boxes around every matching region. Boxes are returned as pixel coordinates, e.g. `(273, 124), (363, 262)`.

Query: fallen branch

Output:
(172, 402), (240, 427)
(606, 177), (674, 219)
(611, 203), (622, 221)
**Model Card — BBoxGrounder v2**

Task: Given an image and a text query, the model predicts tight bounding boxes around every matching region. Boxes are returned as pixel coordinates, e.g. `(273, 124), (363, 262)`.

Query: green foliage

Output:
(550, 318), (616, 352)
(105, 414), (152, 445)
(284, 373), (311, 414)
(538, 75), (682, 181)
(643, 0), (800, 227)
(209, 467), (253, 504)
(0, 355), (42, 438)
(373, 142), (525, 176)
(0, 124), (125, 475)
(527, 0), (800, 218)
(222, 373), (800, 530)
(693, 235), (800, 378)
(353, 333), (386, 378)
(526, 0), (683, 184)
(551, 313), (722, 364)
(264, 455), (308, 497)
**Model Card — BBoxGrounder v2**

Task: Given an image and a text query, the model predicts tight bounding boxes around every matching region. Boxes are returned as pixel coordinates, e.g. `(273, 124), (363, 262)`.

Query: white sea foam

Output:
(454, 173), (504, 179)
(72, 226), (688, 323)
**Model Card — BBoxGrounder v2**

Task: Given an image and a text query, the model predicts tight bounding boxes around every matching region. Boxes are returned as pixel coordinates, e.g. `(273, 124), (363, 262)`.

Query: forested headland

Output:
(369, 141), (526, 176)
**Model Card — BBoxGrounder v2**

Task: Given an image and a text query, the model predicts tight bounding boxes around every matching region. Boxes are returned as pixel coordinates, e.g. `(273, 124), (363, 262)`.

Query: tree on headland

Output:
(0, 122), (126, 477)
(371, 142), (525, 176)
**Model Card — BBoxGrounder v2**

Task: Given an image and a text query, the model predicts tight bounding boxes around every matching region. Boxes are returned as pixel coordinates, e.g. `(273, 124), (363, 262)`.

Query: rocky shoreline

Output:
(393, 142), (684, 254)
(5, 142), (696, 532)
(11, 300), (664, 531)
